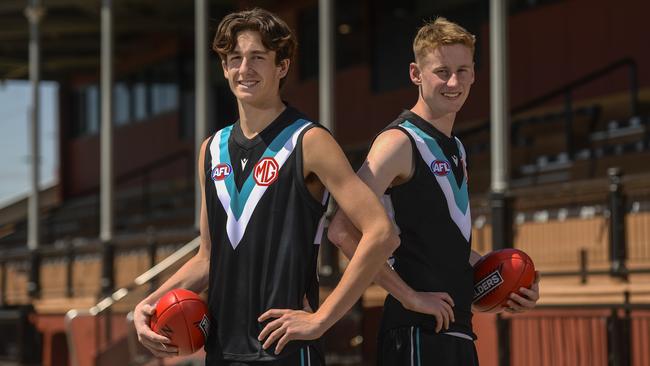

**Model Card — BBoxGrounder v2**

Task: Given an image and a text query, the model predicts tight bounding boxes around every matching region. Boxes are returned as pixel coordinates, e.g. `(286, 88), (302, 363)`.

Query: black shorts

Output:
(211, 345), (324, 366)
(378, 327), (479, 366)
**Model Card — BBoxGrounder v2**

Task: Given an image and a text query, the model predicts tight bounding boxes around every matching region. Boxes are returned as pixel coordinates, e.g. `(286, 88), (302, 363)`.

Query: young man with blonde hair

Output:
(133, 8), (398, 365)
(328, 17), (540, 365)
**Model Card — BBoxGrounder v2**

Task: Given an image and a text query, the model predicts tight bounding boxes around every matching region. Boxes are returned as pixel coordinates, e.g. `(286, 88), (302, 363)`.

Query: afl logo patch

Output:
(212, 163), (232, 181)
(254, 157), (279, 186)
(431, 160), (451, 176)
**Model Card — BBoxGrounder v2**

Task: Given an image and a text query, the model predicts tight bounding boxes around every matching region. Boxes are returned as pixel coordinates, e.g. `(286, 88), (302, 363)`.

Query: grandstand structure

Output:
(0, 0), (649, 365)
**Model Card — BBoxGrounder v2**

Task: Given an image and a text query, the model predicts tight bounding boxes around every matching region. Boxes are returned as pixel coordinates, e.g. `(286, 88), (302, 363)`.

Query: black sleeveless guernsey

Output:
(379, 110), (475, 339)
(203, 107), (328, 363)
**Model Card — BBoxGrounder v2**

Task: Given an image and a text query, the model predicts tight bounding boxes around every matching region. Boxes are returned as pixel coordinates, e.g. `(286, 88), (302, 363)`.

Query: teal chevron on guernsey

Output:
(209, 119), (312, 249)
(399, 121), (472, 242)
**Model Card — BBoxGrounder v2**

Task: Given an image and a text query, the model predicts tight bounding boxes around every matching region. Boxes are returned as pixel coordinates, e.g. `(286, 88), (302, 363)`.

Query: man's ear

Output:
(469, 62), (476, 85)
(222, 60), (229, 79)
(409, 62), (421, 86)
(278, 58), (290, 79)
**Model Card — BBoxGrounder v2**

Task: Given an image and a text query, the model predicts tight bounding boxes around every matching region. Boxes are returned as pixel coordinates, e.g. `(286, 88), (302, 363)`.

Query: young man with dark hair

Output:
(328, 17), (540, 365)
(134, 8), (398, 366)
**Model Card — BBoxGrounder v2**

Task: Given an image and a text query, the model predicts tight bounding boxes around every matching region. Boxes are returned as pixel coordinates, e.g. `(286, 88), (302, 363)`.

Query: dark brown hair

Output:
(212, 8), (297, 65)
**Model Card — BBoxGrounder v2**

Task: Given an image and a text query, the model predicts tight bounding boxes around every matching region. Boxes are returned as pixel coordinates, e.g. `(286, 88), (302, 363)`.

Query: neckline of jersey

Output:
(231, 105), (297, 149)
(399, 109), (457, 144)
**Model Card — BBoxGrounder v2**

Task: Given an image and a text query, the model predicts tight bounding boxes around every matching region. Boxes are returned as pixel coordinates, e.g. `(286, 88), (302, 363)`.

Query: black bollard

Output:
(490, 191), (514, 366)
(100, 240), (115, 296)
(27, 249), (41, 299)
(607, 167), (627, 281)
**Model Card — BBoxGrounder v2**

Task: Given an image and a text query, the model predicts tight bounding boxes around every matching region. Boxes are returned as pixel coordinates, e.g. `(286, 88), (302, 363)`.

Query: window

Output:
(70, 84), (99, 138)
(114, 81), (131, 126)
(150, 60), (179, 115)
(70, 58), (183, 137)
(132, 73), (149, 121)
(85, 85), (99, 134)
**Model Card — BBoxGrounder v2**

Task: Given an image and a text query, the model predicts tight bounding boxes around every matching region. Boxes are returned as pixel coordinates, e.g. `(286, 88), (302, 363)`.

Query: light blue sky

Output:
(0, 80), (58, 207)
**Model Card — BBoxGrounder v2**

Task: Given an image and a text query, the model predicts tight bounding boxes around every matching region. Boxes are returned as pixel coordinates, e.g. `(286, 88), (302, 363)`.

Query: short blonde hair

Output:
(413, 17), (476, 62)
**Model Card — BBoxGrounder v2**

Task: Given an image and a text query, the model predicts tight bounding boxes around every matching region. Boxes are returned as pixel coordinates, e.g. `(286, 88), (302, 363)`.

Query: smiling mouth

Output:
(238, 80), (259, 88)
(442, 92), (461, 98)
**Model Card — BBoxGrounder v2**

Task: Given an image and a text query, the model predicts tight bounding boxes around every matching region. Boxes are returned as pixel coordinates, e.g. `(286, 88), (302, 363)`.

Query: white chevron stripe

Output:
(210, 123), (311, 249)
(401, 127), (472, 242)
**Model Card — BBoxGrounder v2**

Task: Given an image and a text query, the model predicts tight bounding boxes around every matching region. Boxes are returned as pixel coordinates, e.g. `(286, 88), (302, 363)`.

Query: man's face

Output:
(222, 30), (289, 107)
(410, 44), (475, 117)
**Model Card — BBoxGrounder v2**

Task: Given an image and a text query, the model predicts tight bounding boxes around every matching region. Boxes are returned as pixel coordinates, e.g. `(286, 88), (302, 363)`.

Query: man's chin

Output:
(443, 100), (466, 113)
(235, 93), (259, 103)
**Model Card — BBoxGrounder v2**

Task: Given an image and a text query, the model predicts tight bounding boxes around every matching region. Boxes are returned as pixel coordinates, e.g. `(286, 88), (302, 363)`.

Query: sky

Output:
(0, 80), (58, 207)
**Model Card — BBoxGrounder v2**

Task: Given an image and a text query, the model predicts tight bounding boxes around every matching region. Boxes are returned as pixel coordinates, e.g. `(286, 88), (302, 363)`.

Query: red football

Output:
(472, 248), (536, 313)
(150, 289), (210, 355)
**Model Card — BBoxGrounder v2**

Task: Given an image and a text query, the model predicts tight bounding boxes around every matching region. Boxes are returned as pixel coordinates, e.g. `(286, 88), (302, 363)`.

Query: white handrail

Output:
(65, 236), (200, 366)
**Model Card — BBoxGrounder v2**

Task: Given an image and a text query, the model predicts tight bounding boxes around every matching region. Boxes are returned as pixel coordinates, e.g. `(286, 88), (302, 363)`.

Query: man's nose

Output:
(239, 57), (251, 74)
(447, 72), (460, 87)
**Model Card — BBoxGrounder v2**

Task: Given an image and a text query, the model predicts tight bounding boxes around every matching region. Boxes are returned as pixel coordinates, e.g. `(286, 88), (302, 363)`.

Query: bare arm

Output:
(328, 129), (455, 331)
(469, 249), (482, 266)
(258, 128), (399, 353)
(133, 138), (213, 357)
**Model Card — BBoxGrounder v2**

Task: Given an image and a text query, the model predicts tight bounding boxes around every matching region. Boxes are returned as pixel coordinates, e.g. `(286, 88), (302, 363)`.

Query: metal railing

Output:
(65, 236), (200, 366)
(457, 58), (640, 146)
(504, 298), (650, 366)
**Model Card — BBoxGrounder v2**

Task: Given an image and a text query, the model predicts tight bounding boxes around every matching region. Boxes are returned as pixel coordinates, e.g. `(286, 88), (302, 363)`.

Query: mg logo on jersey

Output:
(431, 160), (451, 176)
(254, 157), (279, 186)
(212, 163), (232, 181)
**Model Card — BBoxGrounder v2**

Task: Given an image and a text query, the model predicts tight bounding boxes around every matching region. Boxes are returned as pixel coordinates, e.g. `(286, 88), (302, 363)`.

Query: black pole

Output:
(607, 307), (620, 366)
(490, 191), (514, 250)
(27, 249), (41, 299)
(100, 241), (114, 296)
(580, 248), (588, 284)
(564, 91), (574, 160)
(490, 191), (514, 366)
(628, 62), (638, 117)
(607, 167), (627, 281)
(496, 313), (511, 366)
(66, 240), (75, 298)
(607, 301), (631, 366)
(147, 226), (158, 293)
(100, 239), (115, 348)
(622, 292), (632, 366)
(0, 262), (6, 306)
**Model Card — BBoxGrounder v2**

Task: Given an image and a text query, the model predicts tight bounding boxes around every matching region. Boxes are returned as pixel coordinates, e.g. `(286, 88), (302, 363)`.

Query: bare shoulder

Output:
(301, 126), (353, 181)
(200, 136), (211, 156)
(365, 128), (413, 183)
(302, 126), (342, 162)
(303, 125), (335, 147)
(198, 136), (212, 185)
(198, 136), (212, 167)
(372, 128), (411, 153)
